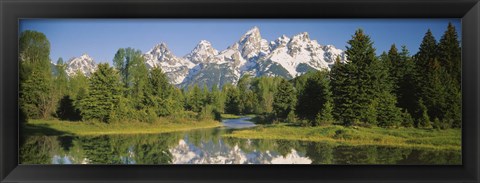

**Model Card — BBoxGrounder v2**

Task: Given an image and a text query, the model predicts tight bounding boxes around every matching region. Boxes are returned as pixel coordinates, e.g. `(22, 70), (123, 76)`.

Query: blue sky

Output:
(20, 19), (461, 64)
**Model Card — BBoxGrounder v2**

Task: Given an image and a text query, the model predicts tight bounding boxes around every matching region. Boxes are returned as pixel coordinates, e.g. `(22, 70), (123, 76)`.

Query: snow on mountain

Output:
(264, 32), (346, 78)
(143, 43), (195, 85)
(184, 40), (220, 64)
(65, 54), (97, 77)
(65, 27), (346, 88)
(169, 139), (312, 164)
(179, 27), (347, 88)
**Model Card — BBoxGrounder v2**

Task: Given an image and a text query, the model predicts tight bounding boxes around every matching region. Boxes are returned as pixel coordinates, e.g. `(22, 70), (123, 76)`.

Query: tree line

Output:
(19, 23), (461, 129)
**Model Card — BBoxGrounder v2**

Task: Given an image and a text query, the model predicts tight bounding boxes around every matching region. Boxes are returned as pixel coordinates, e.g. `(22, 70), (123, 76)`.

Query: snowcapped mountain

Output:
(143, 43), (195, 85)
(184, 40), (219, 64)
(169, 139), (312, 164)
(178, 26), (347, 88)
(65, 54), (97, 76)
(63, 27), (346, 88)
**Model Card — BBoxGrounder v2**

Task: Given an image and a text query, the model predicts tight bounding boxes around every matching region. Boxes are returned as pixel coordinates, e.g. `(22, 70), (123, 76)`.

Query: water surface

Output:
(20, 117), (461, 165)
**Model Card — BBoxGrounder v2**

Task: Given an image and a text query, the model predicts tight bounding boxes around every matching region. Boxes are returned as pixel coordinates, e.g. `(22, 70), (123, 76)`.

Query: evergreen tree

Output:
(237, 74), (256, 114)
(414, 29), (438, 119)
(224, 84), (241, 115)
(386, 44), (401, 89)
(251, 77), (281, 114)
(296, 70), (332, 122)
(273, 79), (296, 122)
(401, 109), (415, 128)
(376, 92), (403, 128)
(145, 67), (179, 117)
(417, 98), (432, 128)
(80, 63), (122, 123)
(438, 23), (462, 128)
(396, 46), (417, 118)
(314, 101), (334, 126)
(331, 57), (353, 124)
(438, 22), (461, 84)
(332, 29), (389, 126)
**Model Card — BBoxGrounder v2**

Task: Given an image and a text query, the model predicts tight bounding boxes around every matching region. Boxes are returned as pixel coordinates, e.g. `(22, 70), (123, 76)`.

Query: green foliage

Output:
(56, 95), (82, 121)
(417, 99), (432, 128)
(237, 74), (257, 114)
(332, 29), (391, 126)
(313, 101), (334, 126)
(412, 25), (461, 129)
(145, 67), (181, 117)
(438, 23), (461, 84)
(401, 110), (415, 128)
(20, 136), (60, 164)
(296, 70), (332, 122)
(79, 63), (122, 123)
(250, 76), (282, 114)
(185, 84), (204, 112)
(19, 30), (54, 119)
(376, 92), (403, 128)
(19, 25), (461, 131)
(273, 79), (296, 122)
(224, 84), (241, 115)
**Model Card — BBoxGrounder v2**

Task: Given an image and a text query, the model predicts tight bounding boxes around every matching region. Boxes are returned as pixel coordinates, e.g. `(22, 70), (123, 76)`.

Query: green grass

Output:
(223, 124), (461, 151)
(220, 114), (243, 119)
(25, 117), (222, 136)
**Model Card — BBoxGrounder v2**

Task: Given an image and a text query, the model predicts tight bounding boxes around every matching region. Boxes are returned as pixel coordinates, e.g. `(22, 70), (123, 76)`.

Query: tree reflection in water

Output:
(19, 128), (461, 165)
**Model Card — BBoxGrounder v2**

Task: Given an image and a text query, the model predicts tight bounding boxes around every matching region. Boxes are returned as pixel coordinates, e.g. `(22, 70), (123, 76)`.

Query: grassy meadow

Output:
(223, 124), (461, 151)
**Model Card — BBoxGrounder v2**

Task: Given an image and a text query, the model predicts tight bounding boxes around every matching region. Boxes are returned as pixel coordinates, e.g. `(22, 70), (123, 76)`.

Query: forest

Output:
(19, 23), (461, 134)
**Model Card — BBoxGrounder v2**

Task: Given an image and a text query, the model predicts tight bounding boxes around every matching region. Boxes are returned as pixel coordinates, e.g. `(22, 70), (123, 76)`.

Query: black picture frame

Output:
(1, 0), (479, 182)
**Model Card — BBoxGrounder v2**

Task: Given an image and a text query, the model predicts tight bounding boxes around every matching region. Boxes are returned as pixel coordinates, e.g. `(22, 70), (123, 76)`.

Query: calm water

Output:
(20, 117), (461, 165)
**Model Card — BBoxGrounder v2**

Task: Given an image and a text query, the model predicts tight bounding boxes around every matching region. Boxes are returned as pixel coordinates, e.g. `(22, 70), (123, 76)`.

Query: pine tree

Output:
(80, 63), (122, 123)
(414, 29), (438, 118)
(396, 46), (417, 118)
(273, 79), (296, 122)
(438, 22), (461, 84)
(401, 109), (415, 128)
(296, 70), (332, 122)
(331, 57), (355, 125)
(438, 23), (462, 128)
(376, 91), (403, 128)
(186, 84), (204, 113)
(332, 29), (389, 126)
(314, 101), (334, 126)
(146, 67), (178, 117)
(224, 84), (241, 115)
(417, 98), (432, 128)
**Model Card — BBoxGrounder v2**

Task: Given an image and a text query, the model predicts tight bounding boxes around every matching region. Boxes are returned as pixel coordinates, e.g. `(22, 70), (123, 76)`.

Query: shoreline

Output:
(223, 124), (461, 151)
(24, 118), (223, 136)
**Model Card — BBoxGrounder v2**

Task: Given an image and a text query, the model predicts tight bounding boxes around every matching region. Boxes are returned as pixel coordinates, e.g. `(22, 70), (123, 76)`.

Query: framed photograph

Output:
(1, 0), (479, 182)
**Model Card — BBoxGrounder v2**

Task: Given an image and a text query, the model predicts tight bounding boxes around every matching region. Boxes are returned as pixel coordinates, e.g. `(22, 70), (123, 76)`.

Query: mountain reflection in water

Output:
(20, 118), (461, 165)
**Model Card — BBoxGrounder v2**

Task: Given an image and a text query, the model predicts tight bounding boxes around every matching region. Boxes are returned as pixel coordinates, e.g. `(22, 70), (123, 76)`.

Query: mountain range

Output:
(62, 27), (347, 88)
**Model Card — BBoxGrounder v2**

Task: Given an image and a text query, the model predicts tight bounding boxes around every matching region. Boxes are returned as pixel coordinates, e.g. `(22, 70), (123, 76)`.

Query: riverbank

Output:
(223, 124), (461, 151)
(24, 118), (222, 136)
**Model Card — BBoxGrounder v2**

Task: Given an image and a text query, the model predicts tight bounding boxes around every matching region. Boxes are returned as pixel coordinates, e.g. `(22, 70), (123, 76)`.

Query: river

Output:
(20, 117), (461, 165)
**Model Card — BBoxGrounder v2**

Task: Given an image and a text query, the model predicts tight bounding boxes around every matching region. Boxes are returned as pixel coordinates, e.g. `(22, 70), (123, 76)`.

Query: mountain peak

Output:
(65, 54), (97, 76)
(184, 40), (219, 64)
(198, 40), (211, 46)
(153, 42), (169, 50)
(245, 26), (260, 35)
(237, 27), (266, 59)
(79, 53), (92, 59)
(291, 32), (310, 41)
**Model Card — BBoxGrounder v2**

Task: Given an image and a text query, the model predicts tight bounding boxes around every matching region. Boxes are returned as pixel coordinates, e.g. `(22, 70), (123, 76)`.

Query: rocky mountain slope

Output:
(65, 27), (347, 88)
